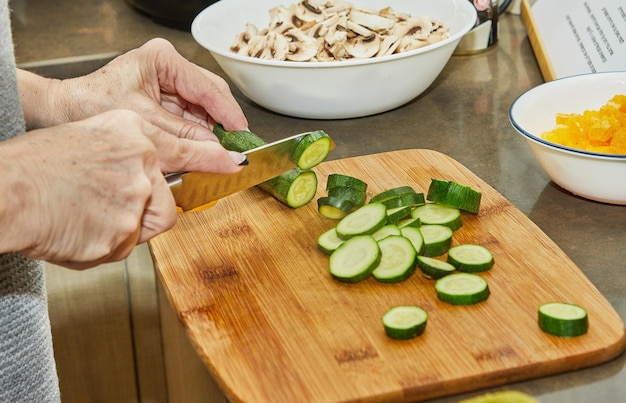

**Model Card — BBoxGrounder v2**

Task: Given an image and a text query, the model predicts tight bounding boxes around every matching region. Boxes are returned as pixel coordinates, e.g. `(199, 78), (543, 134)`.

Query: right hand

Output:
(2, 109), (243, 270)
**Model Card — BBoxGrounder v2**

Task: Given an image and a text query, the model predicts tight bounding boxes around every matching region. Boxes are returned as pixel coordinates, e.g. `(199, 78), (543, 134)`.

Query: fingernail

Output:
(228, 151), (248, 166)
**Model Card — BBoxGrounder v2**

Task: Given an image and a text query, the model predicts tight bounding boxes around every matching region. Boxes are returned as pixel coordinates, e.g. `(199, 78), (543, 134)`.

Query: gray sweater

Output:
(0, 1), (61, 401)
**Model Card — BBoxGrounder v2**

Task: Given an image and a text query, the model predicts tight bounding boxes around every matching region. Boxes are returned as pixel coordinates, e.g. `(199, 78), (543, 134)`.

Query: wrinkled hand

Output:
(1, 110), (243, 270)
(22, 38), (248, 139)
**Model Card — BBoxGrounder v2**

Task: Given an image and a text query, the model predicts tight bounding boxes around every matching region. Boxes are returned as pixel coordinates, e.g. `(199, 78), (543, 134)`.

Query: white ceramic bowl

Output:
(192, 0), (477, 119)
(509, 72), (626, 205)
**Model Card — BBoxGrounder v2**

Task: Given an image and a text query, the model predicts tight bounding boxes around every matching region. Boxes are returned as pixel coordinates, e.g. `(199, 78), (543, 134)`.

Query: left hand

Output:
(19, 38), (248, 140)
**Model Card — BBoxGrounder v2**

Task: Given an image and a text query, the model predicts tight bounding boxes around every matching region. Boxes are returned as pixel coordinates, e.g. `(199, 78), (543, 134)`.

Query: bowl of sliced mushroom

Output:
(192, 0), (477, 119)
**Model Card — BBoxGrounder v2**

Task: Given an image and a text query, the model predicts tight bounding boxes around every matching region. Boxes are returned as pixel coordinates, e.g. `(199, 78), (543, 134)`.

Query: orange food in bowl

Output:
(542, 94), (626, 154)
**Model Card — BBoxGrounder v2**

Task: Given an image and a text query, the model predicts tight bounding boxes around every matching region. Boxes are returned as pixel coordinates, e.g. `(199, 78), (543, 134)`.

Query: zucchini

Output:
(435, 273), (490, 305)
(447, 244), (494, 273)
(538, 302), (588, 337)
(213, 124), (329, 208)
(380, 192), (425, 209)
(370, 186), (416, 203)
(258, 169), (318, 208)
(326, 174), (367, 192)
(372, 224), (402, 241)
(382, 305), (428, 339)
(397, 216), (421, 228)
(372, 235), (417, 283)
(399, 226), (425, 255)
(335, 203), (387, 240)
(292, 130), (333, 170)
(427, 179), (482, 214)
(317, 227), (345, 255)
(411, 203), (462, 231)
(328, 186), (367, 206)
(317, 196), (357, 220)
(419, 224), (453, 257)
(329, 235), (380, 283)
(386, 206), (412, 225)
(416, 256), (456, 279)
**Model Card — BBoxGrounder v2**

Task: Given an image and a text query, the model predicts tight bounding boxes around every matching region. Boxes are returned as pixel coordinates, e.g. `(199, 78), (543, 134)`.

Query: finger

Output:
(142, 120), (246, 174)
(137, 175), (178, 244)
(148, 39), (248, 130)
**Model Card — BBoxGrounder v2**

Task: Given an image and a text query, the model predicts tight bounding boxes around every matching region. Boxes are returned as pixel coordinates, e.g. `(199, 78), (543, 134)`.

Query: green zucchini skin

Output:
(213, 124), (321, 208)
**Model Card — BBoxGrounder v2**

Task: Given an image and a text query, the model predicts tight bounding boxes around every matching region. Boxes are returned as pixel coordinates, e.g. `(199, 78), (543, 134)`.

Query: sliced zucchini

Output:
(212, 123), (265, 150)
(398, 216), (421, 228)
(372, 235), (417, 283)
(259, 169), (318, 208)
(386, 206), (412, 225)
(419, 224), (453, 257)
(382, 305), (428, 339)
(427, 179), (482, 214)
(292, 130), (333, 170)
(329, 235), (380, 283)
(317, 196), (357, 220)
(435, 273), (490, 305)
(538, 302), (589, 337)
(370, 186), (416, 203)
(416, 256), (456, 279)
(372, 224), (402, 241)
(447, 244), (494, 273)
(411, 203), (462, 231)
(380, 192), (425, 209)
(327, 186), (367, 207)
(335, 203), (387, 240)
(326, 174), (367, 192)
(400, 226), (425, 255)
(317, 227), (345, 255)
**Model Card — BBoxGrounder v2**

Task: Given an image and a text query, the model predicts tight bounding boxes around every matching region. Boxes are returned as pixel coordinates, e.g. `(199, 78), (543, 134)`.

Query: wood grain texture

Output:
(149, 149), (625, 402)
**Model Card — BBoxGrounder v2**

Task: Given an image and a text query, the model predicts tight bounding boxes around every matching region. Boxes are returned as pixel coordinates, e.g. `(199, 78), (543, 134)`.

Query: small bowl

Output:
(509, 72), (626, 205)
(191, 0), (477, 119)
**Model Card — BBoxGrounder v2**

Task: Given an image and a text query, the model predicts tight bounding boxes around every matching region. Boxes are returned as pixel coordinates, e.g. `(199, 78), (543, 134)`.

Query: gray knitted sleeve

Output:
(0, 0), (61, 401)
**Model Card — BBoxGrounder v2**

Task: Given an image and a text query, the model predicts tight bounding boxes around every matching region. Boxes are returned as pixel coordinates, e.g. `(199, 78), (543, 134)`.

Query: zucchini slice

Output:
(370, 186), (416, 203)
(416, 256), (456, 279)
(372, 224), (402, 241)
(435, 273), (490, 305)
(259, 169), (317, 208)
(419, 224), (453, 257)
(326, 174), (367, 192)
(380, 192), (425, 209)
(538, 302), (588, 337)
(447, 244), (494, 273)
(386, 206), (412, 225)
(292, 130), (333, 170)
(317, 196), (357, 220)
(427, 179), (482, 214)
(411, 203), (462, 231)
(317, 227), (345, 255)
(400, 226), (425, 255)
(329, 235), (380, 283)
(382, 305), (428, 339)
(327, 186), (367, 206)
(335, 203), (387, 240)
(372, 235), (417, 283)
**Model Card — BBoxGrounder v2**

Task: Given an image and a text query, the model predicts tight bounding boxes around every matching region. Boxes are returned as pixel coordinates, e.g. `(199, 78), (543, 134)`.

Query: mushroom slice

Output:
(269, 5), (297, 33)
(345, 20), (373, 37)
(284, 29), (319, 61)
(349, 8), (396, 31)
(376, 34), (400, 56)
(294, 0), (326, 24)
(345, 33), (381, 59)
(404, 16), (434, 41)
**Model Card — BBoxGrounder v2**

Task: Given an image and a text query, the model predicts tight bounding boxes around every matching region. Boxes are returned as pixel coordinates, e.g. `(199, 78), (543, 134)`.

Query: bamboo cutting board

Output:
(149, 149), (625, 402)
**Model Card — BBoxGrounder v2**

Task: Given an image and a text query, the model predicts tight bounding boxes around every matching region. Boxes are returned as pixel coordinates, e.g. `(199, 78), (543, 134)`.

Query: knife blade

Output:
(166, 131), (321, 212)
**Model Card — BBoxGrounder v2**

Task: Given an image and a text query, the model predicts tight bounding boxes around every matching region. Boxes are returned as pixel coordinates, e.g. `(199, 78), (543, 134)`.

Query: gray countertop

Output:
(10, 0), (626, 401)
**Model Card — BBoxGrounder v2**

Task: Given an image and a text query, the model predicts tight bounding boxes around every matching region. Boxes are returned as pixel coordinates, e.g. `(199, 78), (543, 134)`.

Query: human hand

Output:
(0, 110), (244, 270)
(19, 38), (248, 139)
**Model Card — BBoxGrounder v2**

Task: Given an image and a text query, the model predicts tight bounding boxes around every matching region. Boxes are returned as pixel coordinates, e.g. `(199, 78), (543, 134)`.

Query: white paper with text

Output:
(531, 0), (626, 78)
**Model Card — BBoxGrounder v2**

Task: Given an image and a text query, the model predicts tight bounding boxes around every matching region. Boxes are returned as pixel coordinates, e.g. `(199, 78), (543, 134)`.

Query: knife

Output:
(166, 131), (322, 212)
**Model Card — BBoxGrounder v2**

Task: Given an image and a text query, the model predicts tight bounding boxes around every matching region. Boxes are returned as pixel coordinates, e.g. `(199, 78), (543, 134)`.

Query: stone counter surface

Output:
(10, 0), (626, 402)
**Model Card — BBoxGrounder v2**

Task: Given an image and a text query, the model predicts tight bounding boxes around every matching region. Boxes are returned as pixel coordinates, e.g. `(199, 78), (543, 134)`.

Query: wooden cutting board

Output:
(149, 149), (625, 402)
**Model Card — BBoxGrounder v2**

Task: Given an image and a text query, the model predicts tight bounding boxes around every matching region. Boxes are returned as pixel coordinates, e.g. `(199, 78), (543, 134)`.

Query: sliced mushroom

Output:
(345, 33), (381, 59)
(284, 29), (319, 61)
(349, 8), (395, 31)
